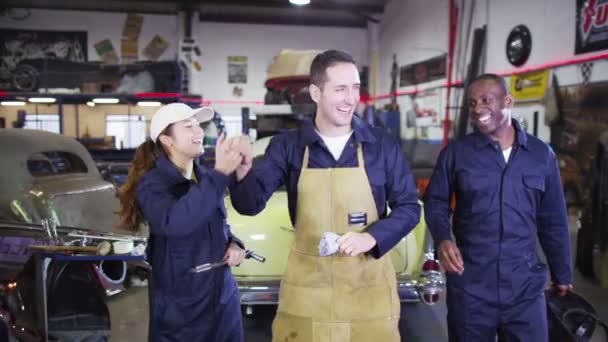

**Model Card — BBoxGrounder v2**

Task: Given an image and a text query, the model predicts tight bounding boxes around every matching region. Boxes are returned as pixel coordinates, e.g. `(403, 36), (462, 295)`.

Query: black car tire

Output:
(11, 64), (39, 92)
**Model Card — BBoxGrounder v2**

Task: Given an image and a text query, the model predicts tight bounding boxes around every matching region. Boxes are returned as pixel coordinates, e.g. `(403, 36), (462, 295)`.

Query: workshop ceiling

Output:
(2, 0), (388, 27)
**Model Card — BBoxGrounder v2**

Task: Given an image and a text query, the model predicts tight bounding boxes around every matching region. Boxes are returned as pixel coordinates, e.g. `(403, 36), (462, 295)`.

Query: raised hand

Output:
(233, 136), (253, 181)
(214, 133), (242, 176)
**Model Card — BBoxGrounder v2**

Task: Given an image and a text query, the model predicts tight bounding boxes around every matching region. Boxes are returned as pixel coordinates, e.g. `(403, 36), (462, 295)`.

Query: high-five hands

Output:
(214, 133), (243, 176)
(232, 136), (253, 181)
(213, 133), (253, 179)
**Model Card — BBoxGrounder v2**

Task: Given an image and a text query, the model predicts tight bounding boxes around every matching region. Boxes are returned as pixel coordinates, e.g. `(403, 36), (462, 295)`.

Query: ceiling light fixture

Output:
(92, 98), (120, 104)
(28, 97), (56, 103)
(136, 101), (162, 107)
(1, 101), (26, 106)
(290, 0), (310, 5)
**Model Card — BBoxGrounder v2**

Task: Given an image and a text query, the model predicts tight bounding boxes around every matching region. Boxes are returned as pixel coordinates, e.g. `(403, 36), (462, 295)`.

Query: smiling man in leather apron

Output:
(423, 74), (573, 342)
(229, 50), (421, 342)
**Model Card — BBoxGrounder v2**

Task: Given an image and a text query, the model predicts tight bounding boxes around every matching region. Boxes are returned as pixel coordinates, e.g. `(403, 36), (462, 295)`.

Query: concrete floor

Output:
(107, 214), (608, 341)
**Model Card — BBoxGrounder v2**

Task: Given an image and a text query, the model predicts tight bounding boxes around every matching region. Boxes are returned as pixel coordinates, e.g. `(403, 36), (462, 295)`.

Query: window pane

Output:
(25, 114), (60, 134)
(106, 115), (146, 149)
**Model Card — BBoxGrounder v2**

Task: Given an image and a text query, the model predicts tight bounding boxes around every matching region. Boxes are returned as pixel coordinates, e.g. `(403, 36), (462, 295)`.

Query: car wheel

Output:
(11, 64), (39, 92)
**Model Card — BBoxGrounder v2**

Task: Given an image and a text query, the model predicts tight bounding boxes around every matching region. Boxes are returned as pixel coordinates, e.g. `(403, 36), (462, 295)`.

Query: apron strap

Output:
(302, 146), (310, 170)
(303, 144), (364, 169)
(356, 144), (365, 169)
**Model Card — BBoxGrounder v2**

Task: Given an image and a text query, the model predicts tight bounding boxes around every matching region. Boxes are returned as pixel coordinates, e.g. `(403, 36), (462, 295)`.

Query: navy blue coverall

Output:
(136, 155), (244, 342)
(423, 119), (572, 341)
(229, 116), (421, 259)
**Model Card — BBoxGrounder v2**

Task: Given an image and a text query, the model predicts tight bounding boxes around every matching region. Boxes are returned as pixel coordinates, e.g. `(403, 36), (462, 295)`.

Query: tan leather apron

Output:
(272, 145), (401, 342)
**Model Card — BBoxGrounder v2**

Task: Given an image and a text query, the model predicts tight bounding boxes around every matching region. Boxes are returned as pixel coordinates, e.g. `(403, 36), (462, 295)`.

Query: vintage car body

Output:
(227, 137), (441, 307)
(0, 129), (145, 341)
(0, 129), (119, 232)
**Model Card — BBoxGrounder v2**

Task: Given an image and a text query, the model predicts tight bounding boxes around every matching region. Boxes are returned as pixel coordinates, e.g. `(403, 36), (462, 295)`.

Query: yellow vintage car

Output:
(226, 136), (444, 309)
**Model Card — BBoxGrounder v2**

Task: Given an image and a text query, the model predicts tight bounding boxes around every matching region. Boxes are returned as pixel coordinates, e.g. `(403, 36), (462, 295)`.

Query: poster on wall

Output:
(121, 38), (139, 64)
(575, 0), (608, 54)
(121, 14), (144, 63)
(94, 39), (119, 64)
(228, 56), (248, 84)
(509, 69), (549, 102)
(122, 13), (144, 40)
(143, 35), (169, 61)
(399, 54), (447, 87)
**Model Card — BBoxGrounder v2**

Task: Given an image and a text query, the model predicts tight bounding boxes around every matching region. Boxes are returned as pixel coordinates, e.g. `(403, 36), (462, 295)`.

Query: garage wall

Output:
(378, 0), (608, 142)
(0, 9), (179, 62)
(193, 21), (368, 116)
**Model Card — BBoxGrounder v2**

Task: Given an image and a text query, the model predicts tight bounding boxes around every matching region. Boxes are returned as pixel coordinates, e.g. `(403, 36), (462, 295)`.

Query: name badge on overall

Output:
(348, 212), (367, 226)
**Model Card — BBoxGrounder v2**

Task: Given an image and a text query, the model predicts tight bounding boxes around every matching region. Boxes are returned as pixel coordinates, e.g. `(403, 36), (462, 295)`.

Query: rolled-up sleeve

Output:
(367, 138), (421, 258)
(423, 146), (455, 246)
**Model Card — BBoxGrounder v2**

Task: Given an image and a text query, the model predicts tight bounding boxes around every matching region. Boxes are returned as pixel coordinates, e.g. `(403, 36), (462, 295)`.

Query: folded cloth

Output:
(319, 232), (341, 256)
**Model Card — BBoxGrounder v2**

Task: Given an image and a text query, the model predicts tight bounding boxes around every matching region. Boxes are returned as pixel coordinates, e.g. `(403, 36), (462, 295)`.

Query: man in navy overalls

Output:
(424, 74), (573, 341)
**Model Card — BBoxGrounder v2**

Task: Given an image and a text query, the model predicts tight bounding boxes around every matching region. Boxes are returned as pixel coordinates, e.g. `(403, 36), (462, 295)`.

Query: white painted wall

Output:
(0, 9), (179, 62)
(378, 0), (608, 142)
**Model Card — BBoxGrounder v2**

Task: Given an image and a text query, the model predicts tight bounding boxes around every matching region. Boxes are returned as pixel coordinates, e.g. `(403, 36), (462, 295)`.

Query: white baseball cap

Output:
(149, 103), (214, 142)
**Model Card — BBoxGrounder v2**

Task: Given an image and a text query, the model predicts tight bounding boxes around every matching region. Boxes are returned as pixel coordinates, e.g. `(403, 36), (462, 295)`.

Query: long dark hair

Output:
(116, 126), (171, 231)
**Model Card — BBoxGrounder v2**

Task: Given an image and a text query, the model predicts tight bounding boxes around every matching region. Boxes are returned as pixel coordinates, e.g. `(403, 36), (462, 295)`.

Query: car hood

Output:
(226, 191), (294, 277)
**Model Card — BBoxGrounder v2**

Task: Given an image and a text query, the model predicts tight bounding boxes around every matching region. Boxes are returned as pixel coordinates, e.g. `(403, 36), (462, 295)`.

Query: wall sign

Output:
(576, 0), (608, 54)
(228, 56), (248, 84)
(509, 69), (549, 101)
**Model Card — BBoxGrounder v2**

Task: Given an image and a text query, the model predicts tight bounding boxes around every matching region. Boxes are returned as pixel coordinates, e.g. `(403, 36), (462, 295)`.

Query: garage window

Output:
(105, 115), (146, 149)
(24, 114), (60, 134)
(27, 151), (88, 177)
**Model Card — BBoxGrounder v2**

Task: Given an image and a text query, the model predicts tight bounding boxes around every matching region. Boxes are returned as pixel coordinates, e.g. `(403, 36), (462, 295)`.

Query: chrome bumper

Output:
(238, 274), (440, 305)
(396, 275), (423, 303)
(238, 279), (281, 305)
